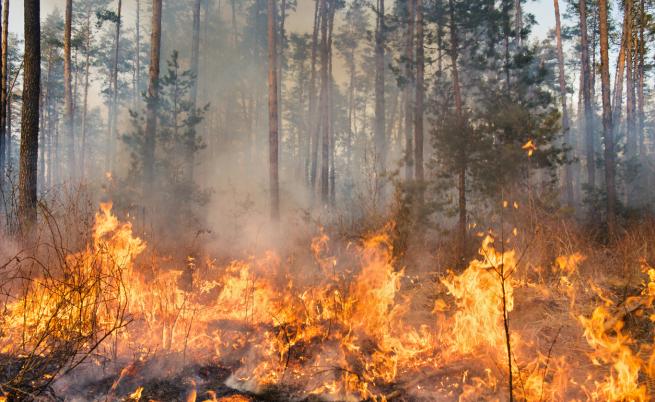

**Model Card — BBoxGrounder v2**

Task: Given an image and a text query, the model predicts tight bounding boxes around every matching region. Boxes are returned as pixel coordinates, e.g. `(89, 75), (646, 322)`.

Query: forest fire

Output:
(1, 0), (654, 399)
(1, 204), (654, 401)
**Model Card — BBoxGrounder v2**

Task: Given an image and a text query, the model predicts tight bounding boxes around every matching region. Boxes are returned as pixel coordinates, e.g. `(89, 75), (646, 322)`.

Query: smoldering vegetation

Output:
(0, 0), (655, 401)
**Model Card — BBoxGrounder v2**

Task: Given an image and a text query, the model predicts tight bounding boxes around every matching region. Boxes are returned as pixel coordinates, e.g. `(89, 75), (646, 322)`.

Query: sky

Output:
(11, 0), (558, 40)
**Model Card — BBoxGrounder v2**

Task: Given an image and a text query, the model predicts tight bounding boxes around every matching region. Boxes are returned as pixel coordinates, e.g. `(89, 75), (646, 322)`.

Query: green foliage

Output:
(427, 0), (565, 228)
(120, 52), (209, 233)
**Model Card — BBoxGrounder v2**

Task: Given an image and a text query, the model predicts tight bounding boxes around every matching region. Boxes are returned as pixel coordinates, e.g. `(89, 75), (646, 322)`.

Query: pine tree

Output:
(268, 0), (280, 218)
(18, 0), (40, 231)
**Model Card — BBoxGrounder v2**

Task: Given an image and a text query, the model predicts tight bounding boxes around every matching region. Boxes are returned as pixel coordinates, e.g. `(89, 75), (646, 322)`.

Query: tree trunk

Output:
(374, 0), (385, 176)
(309, 0), (320, 189)
(625, 0), (636, 160)
(318, 0), (329, 205)
(1, 0), (6, 179)
(39, 67), (47, 188)
(327, 1), (335, 206)
(135, 0), (141, 104)
(554, 0), (573, 206)
(346, 44), (355, 177)
(18, 0), (40, 231)
(579, 0), (595, 190)
(598, 0), (616, 238)
(611, 10), (627, 128)
(449, 0), (466, 266)
(188, 0), (201, 181)
(64, 0), (75, 180)
(81, 10), (92, 178)
(414, 0), (424, 183)
(107, 0), (122, 173)
(144, 0), (162, 192)
(0, 0), (4, 187)
(278, 0), (285, 160)
(267, 0), (280, 219)
(404, 0), (414, 181)
(637, 0), (645, 157)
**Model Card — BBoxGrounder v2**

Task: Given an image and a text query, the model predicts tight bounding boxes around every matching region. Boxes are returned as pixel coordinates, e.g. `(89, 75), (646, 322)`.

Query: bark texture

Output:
(18, 0), (40, 230)
(268, 0), (280, 219)
(144, 0), (162, 191)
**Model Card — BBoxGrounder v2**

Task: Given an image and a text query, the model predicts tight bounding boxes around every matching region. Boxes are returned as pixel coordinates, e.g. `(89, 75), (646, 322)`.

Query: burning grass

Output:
(1, 203), (655, 401)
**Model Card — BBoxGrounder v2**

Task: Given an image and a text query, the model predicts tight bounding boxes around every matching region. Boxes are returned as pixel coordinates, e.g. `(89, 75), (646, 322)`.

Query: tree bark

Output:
(404, 0), (414, 181)
(554, 0), (573, 206)
(278, 0), (285, 160)
(449, 0), (466, 266)
(81, 9), (92, 178)
(327, 1), (335, 206)
(268, 0), (280, 219)
(135, 0), (141, 104)
(625, 0), (636, 160)
(318, 0), (329, 204)
(188, 0), (202, 181)
(414, 0), (423, 183)
(374, 0), (385, 176)
(637, 0), (645, 157)
(0, 0), (4, 187)
(107, 0), (122, 173)
(579, 0), (595, 190)
(144, 0), (162, 192)
(598, 0), (617, 238)
(309, 0), (320, 189)
(64, 0), (75, 180)
(18, 0), (40, 231)
(1, 0), (6, 177)
(611, 10), (627, 128)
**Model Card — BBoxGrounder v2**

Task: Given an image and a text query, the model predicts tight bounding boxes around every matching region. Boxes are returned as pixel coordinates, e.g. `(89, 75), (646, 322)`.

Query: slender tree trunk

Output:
(404, 0), (414, 181)
(64, 0), (75, 180)
(611, 10), (627, 127)
(579, 0), (595, 190)
(327, 0), (335, 206)
(598, 0), (616, 238)
(374, 0), (385, 176)
(144, 0), (162, 193)
(318, 0), (329, 204)
(5, 71), (10, 175)
(135, 0), (141, 104)
(625, 0), (636, 160)
(18, 0), (40, 231)
(0, 0), (4, 187)
(1, 0), (7, 179)
(309, 0), (320, 189)
(637, 0), (645, 157)
(81, 10), (92, 178)
(278, 0), (285, 157)
(188, 0), (202, 181)
(554, 0), (573, 206)
(414, 0), (424, 184)
(346, 45), (355, 176)
(108, 0), (122, 172)
(40, 63), (47, 189)
(590, 6), (597, 102)
(267, 0), (280, 219)
(449, 0), (466, 266)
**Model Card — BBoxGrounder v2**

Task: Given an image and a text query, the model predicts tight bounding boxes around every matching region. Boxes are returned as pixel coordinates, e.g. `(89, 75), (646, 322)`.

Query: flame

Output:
(440, 235), (517, 355)
(522, 139), (536, 157)
(2, 204), (654, 400)
(128, 386), (144, 400)
(579, 307), (647, 401)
